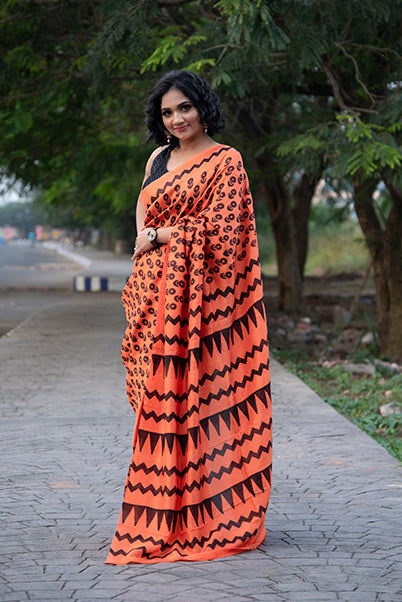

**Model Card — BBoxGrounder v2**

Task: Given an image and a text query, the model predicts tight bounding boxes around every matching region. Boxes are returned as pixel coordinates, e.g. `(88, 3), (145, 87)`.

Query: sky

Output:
(0, 177), (33, 206)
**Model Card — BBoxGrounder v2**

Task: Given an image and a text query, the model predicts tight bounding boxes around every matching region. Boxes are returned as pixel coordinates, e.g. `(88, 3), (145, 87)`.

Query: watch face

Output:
(147, 229), (157, 243)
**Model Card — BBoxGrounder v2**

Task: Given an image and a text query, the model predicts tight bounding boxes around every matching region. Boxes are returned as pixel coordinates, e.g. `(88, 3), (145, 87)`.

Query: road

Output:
(0, 240), (83, 336)
(0, 240), (83, 289)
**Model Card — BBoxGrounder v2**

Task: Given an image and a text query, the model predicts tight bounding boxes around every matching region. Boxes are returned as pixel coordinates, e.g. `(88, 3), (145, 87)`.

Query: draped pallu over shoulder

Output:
(106, 144), (272, 564)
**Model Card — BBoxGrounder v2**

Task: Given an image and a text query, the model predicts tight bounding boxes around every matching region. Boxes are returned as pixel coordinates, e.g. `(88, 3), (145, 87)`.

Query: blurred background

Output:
(1, 0), (401, 455)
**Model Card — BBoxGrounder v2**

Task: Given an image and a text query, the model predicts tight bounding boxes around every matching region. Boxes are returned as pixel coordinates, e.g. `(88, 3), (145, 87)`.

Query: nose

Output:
(172, 111), (185, 124)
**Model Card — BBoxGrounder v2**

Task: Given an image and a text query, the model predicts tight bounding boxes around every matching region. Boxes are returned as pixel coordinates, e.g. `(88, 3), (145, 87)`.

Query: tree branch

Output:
(347, 42), (401, 60)
(0, 1), (71, 25)
(321, 61), (363, 120)
(334, 42), (376, 107)
(0, 76), (71, 102)
(157, 0), (194, 5)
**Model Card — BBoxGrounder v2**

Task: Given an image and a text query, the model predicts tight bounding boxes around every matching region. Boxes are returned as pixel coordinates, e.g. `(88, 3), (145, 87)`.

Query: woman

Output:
(106, 70), (272, 564)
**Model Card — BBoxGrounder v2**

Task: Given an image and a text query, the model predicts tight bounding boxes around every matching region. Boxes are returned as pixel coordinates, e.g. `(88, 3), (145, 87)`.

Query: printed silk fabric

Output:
(106, 144), (272, 564)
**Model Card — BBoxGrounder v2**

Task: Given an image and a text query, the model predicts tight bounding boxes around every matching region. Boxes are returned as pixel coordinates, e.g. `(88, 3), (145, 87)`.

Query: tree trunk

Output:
(259, 172), (303, 312)
(292, 172), (320, 276)
(232, 102), (315, 312)
(353, 179), (402, 361)
(382, 180), (402, 360)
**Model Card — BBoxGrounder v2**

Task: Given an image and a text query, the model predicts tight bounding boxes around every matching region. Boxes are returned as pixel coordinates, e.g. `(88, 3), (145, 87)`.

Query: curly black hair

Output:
(145, 70), (225, 147)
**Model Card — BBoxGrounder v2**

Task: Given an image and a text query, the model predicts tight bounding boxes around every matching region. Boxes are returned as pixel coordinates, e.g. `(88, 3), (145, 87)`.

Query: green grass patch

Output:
(255, 209), (370, 276)
(306, 221), (370, 275)
(275, 353), (402, 462)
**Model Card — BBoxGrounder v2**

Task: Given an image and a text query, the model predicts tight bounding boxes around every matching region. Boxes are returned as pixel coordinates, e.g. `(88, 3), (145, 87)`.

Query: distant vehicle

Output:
(35, 225), (64, 241)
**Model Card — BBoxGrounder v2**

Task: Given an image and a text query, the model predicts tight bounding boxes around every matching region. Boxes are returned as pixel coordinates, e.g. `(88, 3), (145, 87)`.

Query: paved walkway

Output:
(1, 293), (401, 601)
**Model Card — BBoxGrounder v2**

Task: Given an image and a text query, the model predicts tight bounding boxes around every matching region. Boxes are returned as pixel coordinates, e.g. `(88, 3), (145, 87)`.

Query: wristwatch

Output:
(147, 228), (158, 245)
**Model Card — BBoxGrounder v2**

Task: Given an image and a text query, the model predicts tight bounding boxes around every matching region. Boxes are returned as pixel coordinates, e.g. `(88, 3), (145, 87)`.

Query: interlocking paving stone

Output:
(1, 293), (401, 601)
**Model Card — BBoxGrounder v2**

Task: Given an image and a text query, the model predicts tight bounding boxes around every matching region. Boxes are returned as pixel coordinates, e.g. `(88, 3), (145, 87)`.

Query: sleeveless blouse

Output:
(142, 146), (172, 189)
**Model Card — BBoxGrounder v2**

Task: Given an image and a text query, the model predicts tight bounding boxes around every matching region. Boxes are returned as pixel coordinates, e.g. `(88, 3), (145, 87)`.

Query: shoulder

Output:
(144, 145), (169, 177)
(215, 144), (242, 160)
(217, 145), (245, 169)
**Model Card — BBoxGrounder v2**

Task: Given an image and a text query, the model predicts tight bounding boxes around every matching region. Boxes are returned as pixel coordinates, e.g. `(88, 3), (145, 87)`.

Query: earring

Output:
(203, 123), (208, 134)
(165, 131), (171, 143)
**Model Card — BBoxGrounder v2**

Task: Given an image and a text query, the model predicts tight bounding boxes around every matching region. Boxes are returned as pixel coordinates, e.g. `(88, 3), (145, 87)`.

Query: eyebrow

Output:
(161, 100), (192, 111)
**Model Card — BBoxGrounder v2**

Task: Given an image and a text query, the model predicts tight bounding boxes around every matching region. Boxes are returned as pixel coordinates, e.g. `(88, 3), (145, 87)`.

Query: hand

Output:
(131, 228), (155, 260)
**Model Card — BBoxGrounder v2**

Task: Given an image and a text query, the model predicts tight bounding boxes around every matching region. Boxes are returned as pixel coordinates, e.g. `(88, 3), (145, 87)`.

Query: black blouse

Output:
(142, 146), (172, 189)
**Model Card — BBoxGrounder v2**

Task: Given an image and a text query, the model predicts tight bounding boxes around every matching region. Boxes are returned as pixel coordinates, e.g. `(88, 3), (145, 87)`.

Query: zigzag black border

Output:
(155, 278), (264, 348)
(202, 258), (262, 303)
(142, 377), (270, 425)
(121, 467), (270, 535)
(147, 146), (231, 203)
(160, 259), (263, 333)
(126, 441), (272, 497)
(162, 277), (263, 330)
(148, 361), (270, 414)
(109, 504), (267, 559)
(151, 299), (267, 379)
(130, 419), (272, 478)
(137, 385), (270, 455)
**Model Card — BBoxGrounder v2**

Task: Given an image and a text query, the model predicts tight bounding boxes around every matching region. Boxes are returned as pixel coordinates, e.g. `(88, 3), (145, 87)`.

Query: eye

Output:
(181, 104), (192, 112)
(162, 110), (171, 117)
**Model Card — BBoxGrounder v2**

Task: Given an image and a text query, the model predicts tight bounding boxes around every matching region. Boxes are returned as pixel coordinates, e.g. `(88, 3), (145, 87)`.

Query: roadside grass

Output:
(256, 209), (370, 277)
(305, 221), (369, 275)
(275, 351), (402, 463)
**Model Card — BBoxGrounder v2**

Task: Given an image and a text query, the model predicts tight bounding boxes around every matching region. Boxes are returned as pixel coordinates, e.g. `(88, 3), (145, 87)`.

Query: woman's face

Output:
(161, 87), (204, 144)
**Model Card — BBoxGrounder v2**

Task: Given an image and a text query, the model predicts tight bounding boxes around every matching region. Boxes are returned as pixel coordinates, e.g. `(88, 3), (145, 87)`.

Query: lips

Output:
(174, 125), (188, 132)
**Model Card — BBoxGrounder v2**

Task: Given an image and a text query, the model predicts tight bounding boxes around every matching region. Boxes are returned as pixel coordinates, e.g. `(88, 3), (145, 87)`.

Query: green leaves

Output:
(215, 0), (288, 47)
(293, 24), (326, 69)
(337, 116), (402, 176)
(14, 105), (33, 133)
(0, 0), (401, 247)
(278, 115), (402, 181)
(347, 142), (402, 176)
(183, 59), (216, 74)
(277, 134), (324, 156)
(5, 45), (46, 75)
(140, 33), (208, 73)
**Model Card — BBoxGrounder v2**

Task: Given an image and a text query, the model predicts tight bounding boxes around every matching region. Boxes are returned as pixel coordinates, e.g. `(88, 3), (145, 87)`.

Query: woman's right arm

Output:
(136, 149), (159, 232)
(136, 198), (146, 233)
(132, 148), (173, 260)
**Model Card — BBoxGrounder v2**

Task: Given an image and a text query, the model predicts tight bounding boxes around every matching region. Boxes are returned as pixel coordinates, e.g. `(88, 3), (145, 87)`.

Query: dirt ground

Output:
(263, 272), (377, 359)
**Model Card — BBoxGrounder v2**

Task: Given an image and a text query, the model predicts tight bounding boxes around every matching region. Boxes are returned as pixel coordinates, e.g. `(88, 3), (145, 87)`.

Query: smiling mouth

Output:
(174, 125), (188, 131)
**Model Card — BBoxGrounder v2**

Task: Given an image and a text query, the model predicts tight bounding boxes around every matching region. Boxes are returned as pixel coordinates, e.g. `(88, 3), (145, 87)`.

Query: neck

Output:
(176, 134), (214, 154)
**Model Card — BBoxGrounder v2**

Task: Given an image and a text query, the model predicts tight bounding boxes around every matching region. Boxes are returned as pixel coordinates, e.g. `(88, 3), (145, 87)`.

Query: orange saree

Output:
(105, 144), (272, 564)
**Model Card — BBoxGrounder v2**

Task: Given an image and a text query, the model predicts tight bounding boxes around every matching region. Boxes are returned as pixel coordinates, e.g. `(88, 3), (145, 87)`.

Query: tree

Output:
(278, 117), (402, 362)
(0, 201), (36, 237)
(0, 0), (148, 244)
(1, 0), (401, 349)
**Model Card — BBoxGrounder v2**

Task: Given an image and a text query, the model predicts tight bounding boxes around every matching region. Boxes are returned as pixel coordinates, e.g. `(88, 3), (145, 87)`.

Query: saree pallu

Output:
(106, 144), (272, 564)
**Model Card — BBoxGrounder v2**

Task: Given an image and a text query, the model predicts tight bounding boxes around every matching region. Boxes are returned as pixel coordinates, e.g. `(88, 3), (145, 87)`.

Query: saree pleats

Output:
(106, 145), (272, 564)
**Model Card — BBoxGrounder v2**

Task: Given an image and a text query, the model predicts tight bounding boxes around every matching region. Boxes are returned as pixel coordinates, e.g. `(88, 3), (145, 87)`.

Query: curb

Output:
(73, 275), (129, 292)
(42, 241), (92, 269)
(43, 242), (132, 293)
